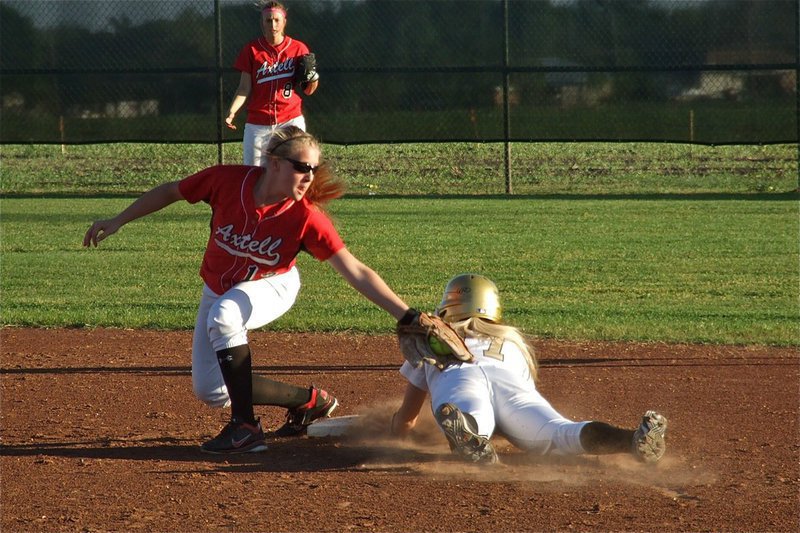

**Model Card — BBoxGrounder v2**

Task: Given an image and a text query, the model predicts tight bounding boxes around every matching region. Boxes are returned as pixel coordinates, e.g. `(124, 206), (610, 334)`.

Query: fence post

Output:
(215, 0), (224, 165)
(796, 0), (799, 186)
(502, 0), (512, 194)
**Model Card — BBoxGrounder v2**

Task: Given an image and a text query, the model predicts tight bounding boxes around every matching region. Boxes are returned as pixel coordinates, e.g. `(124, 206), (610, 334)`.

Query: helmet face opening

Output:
(435, 273), (502, 323)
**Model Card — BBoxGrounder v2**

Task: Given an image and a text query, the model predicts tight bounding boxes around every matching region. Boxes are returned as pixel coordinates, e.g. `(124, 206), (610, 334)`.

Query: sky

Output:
(6, 0), (720, 31)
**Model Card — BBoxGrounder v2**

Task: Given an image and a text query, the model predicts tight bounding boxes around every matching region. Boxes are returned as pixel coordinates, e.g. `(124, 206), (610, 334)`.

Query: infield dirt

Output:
(2, 328), (798, 532)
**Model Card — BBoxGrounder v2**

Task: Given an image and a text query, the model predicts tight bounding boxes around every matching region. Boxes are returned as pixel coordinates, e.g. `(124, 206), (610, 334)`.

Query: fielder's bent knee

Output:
(193, 383), (231, 408)
(207, 295), (250, 350)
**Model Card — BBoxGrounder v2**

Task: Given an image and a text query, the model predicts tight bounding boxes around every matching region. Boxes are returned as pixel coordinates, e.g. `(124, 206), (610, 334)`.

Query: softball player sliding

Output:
(226, 1), (319, 166)
(391, 274), (668, 465)
(84, 126), (416, 454)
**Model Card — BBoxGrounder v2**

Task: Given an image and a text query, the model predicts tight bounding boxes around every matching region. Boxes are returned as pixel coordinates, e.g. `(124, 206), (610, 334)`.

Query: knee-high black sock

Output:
(216, 344), (256, 424)
(252, 375), (311, 408)
(579, 421), (635, 454)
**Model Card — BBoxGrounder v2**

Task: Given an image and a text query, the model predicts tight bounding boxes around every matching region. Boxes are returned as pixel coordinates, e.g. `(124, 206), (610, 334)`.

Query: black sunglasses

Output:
(283, 157), (321, 174)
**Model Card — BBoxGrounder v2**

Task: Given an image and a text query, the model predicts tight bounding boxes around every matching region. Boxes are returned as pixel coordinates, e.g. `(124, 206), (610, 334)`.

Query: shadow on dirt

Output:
(0, 436), (438, 474)
(3, 355), (792, 378)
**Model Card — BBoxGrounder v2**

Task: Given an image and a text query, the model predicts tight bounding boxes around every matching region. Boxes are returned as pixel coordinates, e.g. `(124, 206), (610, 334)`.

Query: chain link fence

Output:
(1, 0), (797, 194)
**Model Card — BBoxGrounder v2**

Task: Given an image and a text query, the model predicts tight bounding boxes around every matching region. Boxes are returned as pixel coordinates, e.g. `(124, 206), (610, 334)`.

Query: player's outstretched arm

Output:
(83, 181), (183, 247)
(326, 248), (409, 320)
(391, 383), (427, 437)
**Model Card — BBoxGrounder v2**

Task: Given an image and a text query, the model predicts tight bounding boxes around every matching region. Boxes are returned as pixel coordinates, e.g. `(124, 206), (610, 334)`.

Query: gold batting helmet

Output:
(435, 273), (502, 323)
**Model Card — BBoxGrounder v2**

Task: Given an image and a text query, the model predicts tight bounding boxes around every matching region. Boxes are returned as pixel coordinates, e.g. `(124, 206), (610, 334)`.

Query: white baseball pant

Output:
(401, 337), (589, 456)
(191, 267), (301, 407)
(242, 115), (307, 166)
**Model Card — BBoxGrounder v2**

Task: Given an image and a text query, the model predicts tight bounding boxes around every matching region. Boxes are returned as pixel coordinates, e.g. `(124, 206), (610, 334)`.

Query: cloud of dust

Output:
(337, 398), (716, 491)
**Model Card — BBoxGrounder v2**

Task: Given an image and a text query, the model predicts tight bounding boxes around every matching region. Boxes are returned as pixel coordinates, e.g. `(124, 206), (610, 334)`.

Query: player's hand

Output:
(225, 116), (237, 130)
(83, 219), (120, 247)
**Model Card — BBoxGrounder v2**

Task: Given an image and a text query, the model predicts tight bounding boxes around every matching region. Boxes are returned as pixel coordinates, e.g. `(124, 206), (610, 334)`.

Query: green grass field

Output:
(1, 142), (798, 345)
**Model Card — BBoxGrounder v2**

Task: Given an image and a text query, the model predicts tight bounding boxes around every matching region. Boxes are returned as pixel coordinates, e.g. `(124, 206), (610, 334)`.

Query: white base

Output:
(306, 415), (360, 437)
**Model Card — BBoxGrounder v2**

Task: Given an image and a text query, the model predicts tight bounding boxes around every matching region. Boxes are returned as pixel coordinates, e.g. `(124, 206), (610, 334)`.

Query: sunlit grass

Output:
(1, 142), (796, 195)
(2, 195), (797, 345)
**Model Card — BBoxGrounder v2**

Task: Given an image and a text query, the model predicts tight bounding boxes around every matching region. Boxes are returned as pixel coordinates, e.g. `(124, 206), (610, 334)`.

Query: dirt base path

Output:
(2, 328), (798, 532)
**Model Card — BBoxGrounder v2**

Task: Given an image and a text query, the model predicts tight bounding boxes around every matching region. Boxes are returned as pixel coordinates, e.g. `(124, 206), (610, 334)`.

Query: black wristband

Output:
(398, 308), (419, 326)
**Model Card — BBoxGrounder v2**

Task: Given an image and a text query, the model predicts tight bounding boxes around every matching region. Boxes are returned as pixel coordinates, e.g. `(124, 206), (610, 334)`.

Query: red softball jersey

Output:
(234, 36), (311, 126)
(178, 165), (345, 295)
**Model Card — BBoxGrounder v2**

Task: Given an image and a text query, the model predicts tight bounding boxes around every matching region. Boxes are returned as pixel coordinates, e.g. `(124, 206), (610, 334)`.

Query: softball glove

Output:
(297, 53), (319, 84)
(396, 309), (474, 370)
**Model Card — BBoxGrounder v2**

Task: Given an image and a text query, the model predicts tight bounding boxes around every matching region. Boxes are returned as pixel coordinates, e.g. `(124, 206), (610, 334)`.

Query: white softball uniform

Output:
(400, 336), (589, 455)
(192, 267), (301, 407)
(242, 115), (306, 166)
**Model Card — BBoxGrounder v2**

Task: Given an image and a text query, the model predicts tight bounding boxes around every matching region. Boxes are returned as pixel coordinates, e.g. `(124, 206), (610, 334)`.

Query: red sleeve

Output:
(178, 166), (219, 204)
(302, 209), (345, 261)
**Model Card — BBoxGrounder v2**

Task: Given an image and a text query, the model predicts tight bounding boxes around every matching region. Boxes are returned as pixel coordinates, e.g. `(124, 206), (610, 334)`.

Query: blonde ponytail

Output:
(449, 317), (538, 381)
